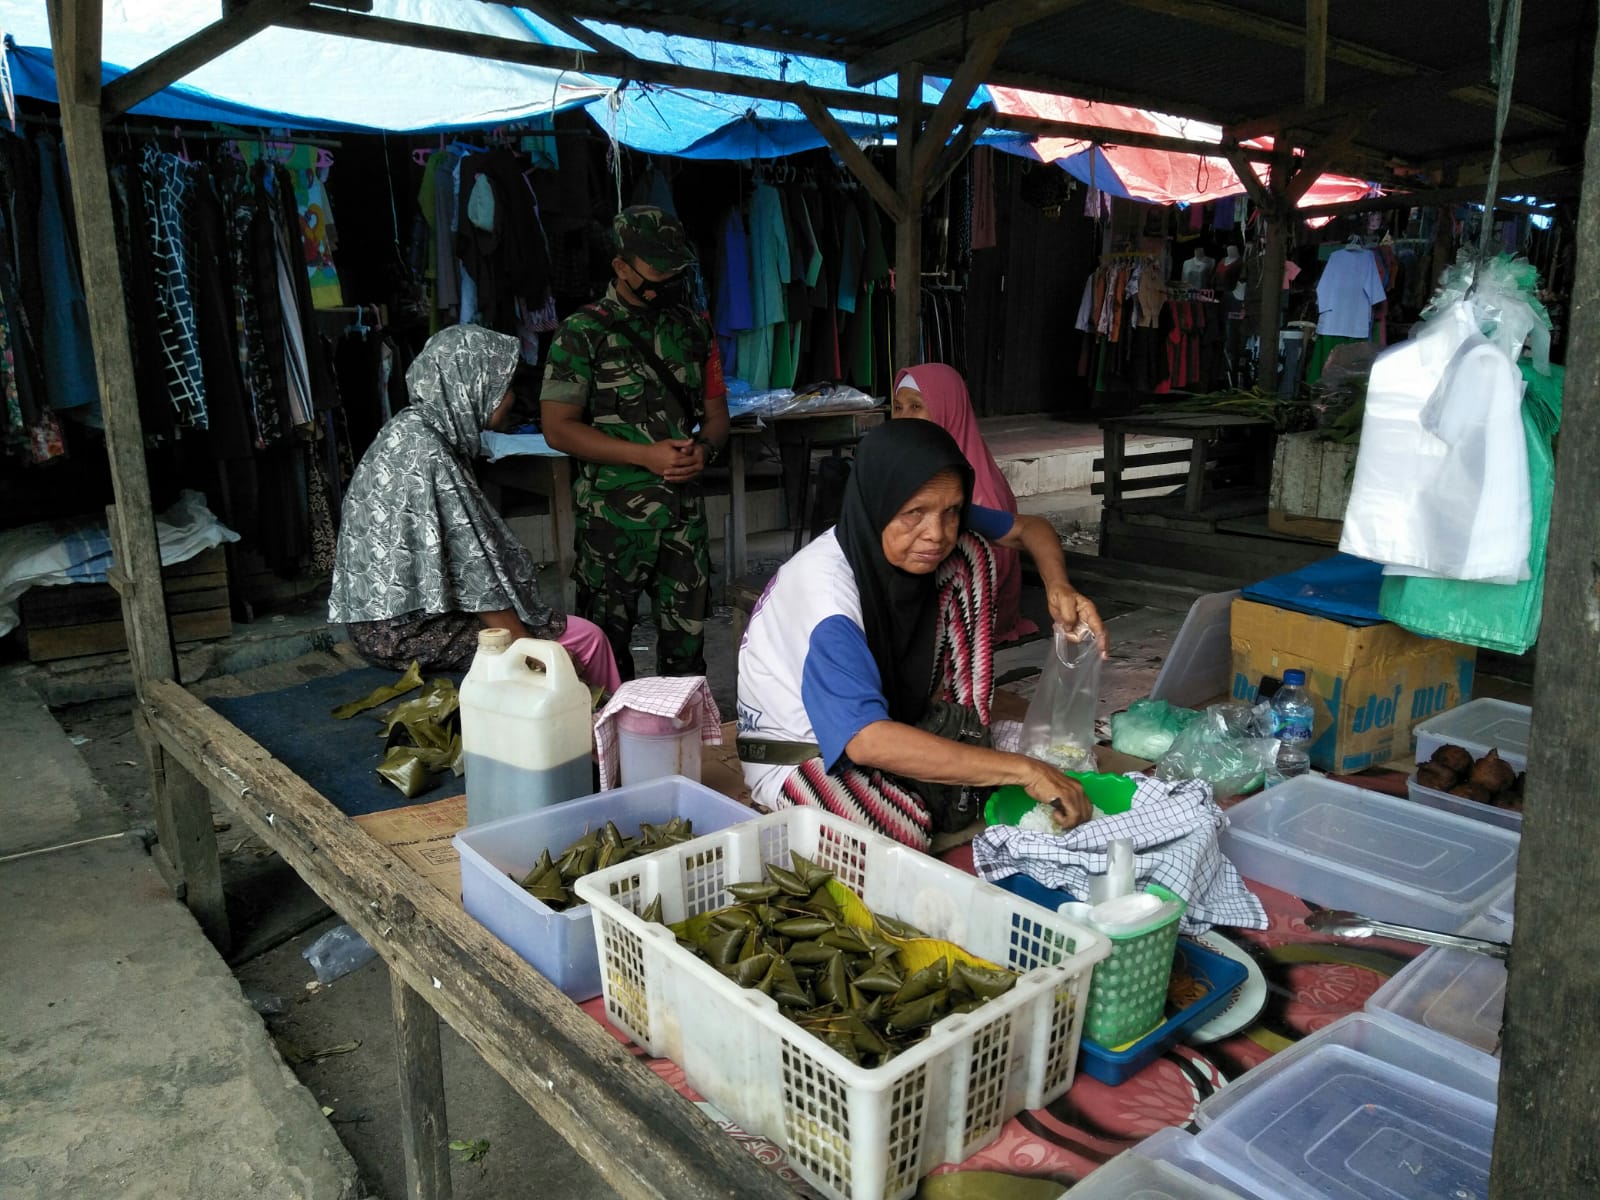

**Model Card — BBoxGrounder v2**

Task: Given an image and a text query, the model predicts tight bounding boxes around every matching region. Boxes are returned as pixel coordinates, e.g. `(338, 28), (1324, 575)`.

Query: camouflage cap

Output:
(613, 205), (697, 274)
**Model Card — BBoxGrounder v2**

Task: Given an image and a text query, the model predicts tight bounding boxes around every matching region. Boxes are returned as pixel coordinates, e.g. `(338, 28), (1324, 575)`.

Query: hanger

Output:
(411, 135), (445, 168)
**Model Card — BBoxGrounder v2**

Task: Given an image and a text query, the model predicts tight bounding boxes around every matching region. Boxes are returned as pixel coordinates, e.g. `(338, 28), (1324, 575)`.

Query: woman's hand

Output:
(1046, 585), (1107, 657)
(1013, 755), (1092, 829)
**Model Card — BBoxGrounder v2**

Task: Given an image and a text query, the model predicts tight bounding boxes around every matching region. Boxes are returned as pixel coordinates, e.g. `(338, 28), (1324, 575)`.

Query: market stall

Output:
(32, 1), (1600, 1198)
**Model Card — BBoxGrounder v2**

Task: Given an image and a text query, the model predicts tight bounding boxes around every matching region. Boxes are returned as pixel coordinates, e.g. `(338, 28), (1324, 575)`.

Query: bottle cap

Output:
(1283, 668), (1306, 686)
(477, 628), (513, 653)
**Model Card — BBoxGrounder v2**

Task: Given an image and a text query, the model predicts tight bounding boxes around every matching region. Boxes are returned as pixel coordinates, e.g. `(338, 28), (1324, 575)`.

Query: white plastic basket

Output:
(573, 808), (1110, 1200)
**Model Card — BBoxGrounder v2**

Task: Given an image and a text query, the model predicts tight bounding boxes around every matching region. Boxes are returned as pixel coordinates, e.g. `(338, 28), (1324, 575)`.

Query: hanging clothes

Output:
(34, 135), (101, 422)
(734, 182), (790, 390)
(142, 145), (208, 429)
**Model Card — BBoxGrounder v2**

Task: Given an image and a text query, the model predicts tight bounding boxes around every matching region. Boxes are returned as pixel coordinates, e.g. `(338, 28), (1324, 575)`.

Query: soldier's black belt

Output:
(736, 738), (822, 765)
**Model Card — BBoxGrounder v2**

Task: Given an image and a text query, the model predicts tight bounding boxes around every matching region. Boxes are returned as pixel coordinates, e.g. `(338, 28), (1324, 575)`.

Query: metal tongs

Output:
(1304, 910), (1511, 961)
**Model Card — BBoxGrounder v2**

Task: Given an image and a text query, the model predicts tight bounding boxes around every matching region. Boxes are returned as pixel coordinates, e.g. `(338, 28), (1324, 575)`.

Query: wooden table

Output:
(726, 406), (884, 579)
(1097, 412), (1274, 514)
(482, 409), (884, 602)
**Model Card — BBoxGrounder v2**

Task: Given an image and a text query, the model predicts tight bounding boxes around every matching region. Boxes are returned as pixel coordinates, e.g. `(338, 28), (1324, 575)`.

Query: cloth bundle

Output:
(971, 775), (1267, 935)
(594, 676), (723, 790)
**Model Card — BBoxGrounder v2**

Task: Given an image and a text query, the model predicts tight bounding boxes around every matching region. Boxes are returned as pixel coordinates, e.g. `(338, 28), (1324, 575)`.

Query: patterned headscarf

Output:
(328, 326), (552, 628)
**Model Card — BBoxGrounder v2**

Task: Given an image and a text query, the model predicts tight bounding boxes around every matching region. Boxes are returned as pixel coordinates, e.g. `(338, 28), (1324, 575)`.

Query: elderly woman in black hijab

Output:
(329, 325), (621, 692)
(736, 421), (1106, 850)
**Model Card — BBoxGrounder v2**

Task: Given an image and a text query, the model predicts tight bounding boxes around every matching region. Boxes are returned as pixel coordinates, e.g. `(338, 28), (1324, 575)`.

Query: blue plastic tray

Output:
(993, 873), (1250, 1086)
(1079, 939), (1248, 1085)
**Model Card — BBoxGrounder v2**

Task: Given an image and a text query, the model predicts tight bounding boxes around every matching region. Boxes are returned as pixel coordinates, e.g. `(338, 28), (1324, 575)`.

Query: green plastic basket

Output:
(984, 771), (1138, 826)
(1081, 884), (1186, 1049)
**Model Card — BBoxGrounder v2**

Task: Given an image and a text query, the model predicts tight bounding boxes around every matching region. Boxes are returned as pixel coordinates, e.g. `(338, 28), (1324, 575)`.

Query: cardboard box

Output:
(1229, 598), (1476, 773)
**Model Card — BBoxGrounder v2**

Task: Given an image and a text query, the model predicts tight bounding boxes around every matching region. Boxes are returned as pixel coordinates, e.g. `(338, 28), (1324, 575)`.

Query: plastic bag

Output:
(302, 923), (377, 984)
(1110, 698), (1201, 761)
(1019, 627), (1101, 772)
(1154, 704), (1280, 797)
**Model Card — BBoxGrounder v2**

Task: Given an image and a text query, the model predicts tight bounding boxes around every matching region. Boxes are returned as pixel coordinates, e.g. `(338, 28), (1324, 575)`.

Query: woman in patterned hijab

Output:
(330, 325), (620, 690)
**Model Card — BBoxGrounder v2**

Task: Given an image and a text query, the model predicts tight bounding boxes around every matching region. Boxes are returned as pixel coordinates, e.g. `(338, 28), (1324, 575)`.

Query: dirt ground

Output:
(53, 582), (1174, 1200)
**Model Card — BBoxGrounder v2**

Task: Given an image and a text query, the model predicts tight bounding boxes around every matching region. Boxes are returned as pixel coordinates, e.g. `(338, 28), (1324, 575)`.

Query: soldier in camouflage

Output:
(541, 206), (730, 680)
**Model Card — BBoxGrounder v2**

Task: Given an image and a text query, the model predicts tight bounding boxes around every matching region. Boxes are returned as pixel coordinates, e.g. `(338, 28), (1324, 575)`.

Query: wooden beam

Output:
(102, 0), (311, 118)
(1117, 0), (1565, 129)
(1223, 146), (1272, 209)
(992, 113), (1275, 162)
(894, 62), (924, 372)
(140, 679), (796, 1200)
(910, 27), (1010, 193)
(393, 973), (453, 1200)
(925, 103), (995, 198)
(154, 752), (230, 950)
(48, 0), (176, 696)
(280, 6), (917, 121)
(847, 0), (1087, 87)
(1291, 173), (1581, 218)
(49, 0), (102, 104)
(792, 93), (904, 222)
(1492, 16), (1600, 1191)
(1304, 0), (1327, 107)
(487, 0), (634, 60)
(1282, 122), (1365, 207)
(1254, 150), (1292, 389)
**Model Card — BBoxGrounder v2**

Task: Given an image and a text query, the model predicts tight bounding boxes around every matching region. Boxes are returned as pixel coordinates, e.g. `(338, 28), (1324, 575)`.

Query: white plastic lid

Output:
(478, 628), (513, 652)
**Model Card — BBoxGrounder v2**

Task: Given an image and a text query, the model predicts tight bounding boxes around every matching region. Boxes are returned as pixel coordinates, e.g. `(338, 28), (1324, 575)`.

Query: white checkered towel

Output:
(972, 775), (1267, 934)
(593, 677), (723, 790)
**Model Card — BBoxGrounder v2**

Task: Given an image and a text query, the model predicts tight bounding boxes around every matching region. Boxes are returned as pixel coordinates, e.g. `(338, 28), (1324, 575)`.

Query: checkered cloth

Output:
(972, 775), (1267, 934)
(593, 677), (723, 790)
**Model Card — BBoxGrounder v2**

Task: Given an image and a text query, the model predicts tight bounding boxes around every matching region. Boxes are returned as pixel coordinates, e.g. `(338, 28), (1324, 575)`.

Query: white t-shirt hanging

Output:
(1316, 246), (1387, 339)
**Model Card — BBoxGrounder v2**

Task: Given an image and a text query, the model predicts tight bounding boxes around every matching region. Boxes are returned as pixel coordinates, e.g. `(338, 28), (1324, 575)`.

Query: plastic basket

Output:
(453, 777), (755, 1000)
(573, 808), (1110, 1200)
(1081, 884), (1186, 1048)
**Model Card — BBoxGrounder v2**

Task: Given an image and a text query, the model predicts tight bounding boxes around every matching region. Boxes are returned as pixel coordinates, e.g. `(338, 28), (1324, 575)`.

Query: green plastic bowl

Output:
(984, 771), (1137, 825)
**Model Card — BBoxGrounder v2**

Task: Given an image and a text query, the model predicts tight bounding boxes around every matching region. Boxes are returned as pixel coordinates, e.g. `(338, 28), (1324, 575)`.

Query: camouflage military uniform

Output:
(543, 281), (722, 679)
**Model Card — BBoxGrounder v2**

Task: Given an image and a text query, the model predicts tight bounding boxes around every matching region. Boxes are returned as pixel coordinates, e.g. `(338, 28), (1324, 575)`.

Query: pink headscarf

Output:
(893, 364), (1018, 517)
(892, 364), (1037, 643)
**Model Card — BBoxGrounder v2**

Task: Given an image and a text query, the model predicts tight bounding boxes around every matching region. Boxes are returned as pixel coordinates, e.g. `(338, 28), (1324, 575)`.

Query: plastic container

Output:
(1366, 945), (1506, 1059)
(453, 777), (754, 1000)
(574, 807), (1112, 1200)
(986, 772), (1136, 822)
(1218, 775), (1519, 932)
(617, 706), (702, 786)
(1150, 589), (1242, 710)
(1134, 1128), (1271, 1199)
(460, 632), (594, 826)
(1413, 698), (1531, 773)
(1269, 668), (1313, 777)
(1061, 1149), (1249, 1199)
(1405, 772), (1522, 831)
(1194, 1013), (1498, 1200)
(1078, 884), (1185, 1047)
(1077, 937), (1249, 1086)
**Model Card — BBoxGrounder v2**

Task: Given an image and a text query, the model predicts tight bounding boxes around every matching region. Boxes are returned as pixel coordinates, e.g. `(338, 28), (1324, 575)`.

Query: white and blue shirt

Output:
(736, 505), (1014, 810)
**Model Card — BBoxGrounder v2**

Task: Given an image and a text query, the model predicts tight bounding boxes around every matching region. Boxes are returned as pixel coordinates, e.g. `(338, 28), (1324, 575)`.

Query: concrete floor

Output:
(0, 688), (360, 1200)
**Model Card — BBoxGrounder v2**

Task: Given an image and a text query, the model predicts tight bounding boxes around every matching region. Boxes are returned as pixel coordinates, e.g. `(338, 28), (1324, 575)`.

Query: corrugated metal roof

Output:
(562, 0), (1591, 176)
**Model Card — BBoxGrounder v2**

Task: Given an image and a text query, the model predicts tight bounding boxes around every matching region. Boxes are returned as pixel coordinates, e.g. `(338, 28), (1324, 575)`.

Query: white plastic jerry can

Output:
(459, 629), (594, 826)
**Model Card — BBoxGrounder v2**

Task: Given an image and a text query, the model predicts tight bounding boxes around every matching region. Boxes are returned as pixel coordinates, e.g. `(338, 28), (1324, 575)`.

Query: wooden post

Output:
(1256, 200), (1289, 391)
(894, 63), (924, 372)
(46, 1), (176, 695)
(1490, 16), (1600, 1195)
(393, 970), (454, 1200)
(1304, 0), (1328, 106)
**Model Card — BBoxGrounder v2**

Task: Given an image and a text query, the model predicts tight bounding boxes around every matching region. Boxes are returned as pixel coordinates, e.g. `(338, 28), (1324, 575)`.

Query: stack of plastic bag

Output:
(1339, 255), (1557, 652)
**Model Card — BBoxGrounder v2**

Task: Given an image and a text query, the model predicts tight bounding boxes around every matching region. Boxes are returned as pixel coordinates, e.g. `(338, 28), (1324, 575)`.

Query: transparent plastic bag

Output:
(1019, 626), (1101, 772)
(1109, 698), (1200, 761)
(1154, 704), (1281, 797)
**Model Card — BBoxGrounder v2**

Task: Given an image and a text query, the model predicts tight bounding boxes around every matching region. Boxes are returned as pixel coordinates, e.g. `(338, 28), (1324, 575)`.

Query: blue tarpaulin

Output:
(1242, 554), (1388, 626)
(2, 0), (1026, 160)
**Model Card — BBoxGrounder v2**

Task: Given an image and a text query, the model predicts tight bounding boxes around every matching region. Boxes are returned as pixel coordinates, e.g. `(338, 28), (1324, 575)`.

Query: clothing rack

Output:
(11, 111), (342, 147)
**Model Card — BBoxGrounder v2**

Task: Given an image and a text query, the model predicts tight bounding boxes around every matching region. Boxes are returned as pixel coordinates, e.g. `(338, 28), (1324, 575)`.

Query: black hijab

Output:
(836, 421), (974, 725)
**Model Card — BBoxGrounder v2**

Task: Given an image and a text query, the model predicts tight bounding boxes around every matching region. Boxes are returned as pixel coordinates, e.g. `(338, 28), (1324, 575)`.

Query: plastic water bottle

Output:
(1272, 669), (1314, 777)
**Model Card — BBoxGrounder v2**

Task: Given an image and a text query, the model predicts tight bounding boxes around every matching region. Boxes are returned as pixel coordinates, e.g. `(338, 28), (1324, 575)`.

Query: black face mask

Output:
(627, 268), (686, 311)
